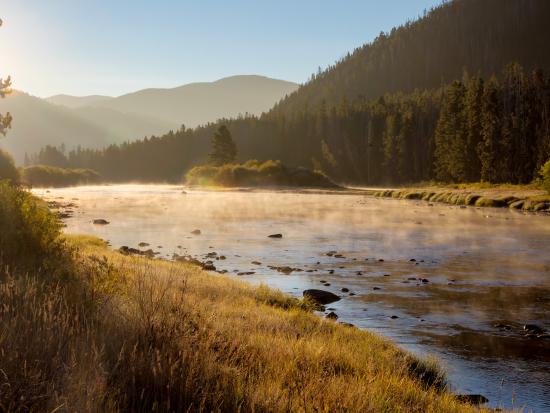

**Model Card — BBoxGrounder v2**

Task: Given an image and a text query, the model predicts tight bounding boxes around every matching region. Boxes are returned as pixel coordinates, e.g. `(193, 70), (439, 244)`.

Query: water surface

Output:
(35, 185), (550, 412)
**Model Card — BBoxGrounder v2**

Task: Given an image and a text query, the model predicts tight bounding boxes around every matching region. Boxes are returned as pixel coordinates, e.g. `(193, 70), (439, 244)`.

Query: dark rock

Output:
(138, 242), (150, 247)
(251, 261), (262, 265)
(93, 219), (109, 225)
(390, 315), (399, 319)
(409, 258), (416, 262)
(340, 287), (349, 293)
(323, 283), (331, 286)
(524, 324), (544, 334)
(373, 287), (381, 290)
(356, 271), (363, 275)
(383, 274), (391, 277)
(421, 278), (429, 283)
(339, 322), (355, 328)
(191, 229), (201, 235)
(268, 233), (283, 238)
(378, 259), (384, 262)
(303, 289), (341, 305)
(455, 394), (489, 405)
(329, 270), (335, 274)
(203, 264), (216, 271)
(326, 311), (338, 320)
(334, 254), (344, 258)
(237, 271), (255, 276)
(348, 292), (356, 296)
(219, 255), (226, 260)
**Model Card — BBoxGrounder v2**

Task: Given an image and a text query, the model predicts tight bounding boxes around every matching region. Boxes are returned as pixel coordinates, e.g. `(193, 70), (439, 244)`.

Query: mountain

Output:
(56, 75), (299, 127)
(46, 94), (113, 109)
(273, 0), (550, 115)
(0, 91), (177, 163)
(2, 75), (298, 163)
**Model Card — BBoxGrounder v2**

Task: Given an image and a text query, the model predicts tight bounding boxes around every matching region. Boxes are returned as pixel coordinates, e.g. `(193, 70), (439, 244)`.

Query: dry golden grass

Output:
(0, 230), (491, 412)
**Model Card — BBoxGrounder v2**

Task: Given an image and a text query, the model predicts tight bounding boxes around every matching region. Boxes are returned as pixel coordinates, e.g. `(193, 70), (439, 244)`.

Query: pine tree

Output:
(434, 81), (467, 181)
(0, 19), (12, 137)
(208, 125), (237, 166)
(464, 77), (484, 181)
(479, 77), (501, 182)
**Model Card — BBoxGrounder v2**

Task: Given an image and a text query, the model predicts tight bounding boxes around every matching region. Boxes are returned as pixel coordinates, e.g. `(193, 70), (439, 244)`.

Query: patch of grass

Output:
(185, 159), (339, 188)
(22, 165), (101, 187)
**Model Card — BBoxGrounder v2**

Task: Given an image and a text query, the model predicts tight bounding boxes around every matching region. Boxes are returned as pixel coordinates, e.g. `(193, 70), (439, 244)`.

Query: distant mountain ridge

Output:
(47, 94), (113, 109)
(47, 75), (298, 126)
(1, 75), (298, 163)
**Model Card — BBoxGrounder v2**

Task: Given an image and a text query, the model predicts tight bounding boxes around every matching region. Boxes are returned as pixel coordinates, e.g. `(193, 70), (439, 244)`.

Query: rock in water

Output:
(303, 289), (341, 305)
(93, 219), (109, 225)
(191, 229), (201, 235)
(138, 242), (150, 247)
(326, 311), (338, 320)
(268, 233), (283, 238)
(455, 394), (489, 405)
(524, 324), (544, 334)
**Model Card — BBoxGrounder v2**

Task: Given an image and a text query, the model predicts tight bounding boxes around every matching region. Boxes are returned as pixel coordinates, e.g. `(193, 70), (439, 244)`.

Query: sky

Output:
(0, 0), (443, 98)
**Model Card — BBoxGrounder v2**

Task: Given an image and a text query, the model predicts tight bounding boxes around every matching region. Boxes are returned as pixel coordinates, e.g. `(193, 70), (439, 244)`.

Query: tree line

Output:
(31, 63), (550, 186)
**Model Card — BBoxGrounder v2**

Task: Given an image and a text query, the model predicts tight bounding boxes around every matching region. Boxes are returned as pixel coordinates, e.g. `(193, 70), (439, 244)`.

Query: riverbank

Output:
(368, 183), (550, 212)
(1, 183), (487, 412)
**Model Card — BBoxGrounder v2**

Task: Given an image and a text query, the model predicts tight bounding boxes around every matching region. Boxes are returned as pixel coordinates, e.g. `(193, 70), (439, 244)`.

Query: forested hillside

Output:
(272, 0), (550, 115)
(32, 0), (550, 185)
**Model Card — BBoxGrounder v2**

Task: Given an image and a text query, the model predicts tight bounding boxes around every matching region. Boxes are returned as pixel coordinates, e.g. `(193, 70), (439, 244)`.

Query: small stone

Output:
(93, 219), (109, 225)
(268, 233), (283, 238)
(191, 229), (201, 235)
(390, 315), (399, 319)
(340, 287), (349, 292)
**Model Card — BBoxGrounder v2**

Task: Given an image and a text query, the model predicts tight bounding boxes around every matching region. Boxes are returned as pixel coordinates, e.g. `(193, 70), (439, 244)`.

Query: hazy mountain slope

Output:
(46, 94), (113, 109)
(273, 0), (550, 115)
(90, 75), (299, 127)
(0, 92), (175, 163)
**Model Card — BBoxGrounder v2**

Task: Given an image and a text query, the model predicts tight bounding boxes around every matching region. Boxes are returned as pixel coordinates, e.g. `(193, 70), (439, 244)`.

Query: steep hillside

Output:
(273, 0), (550, 115)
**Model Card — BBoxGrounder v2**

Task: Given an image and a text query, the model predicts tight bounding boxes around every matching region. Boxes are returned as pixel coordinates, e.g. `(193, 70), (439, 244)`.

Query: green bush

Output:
(185, 160), (338, 188)
(541, 159), (550, 194)
(0, 148), (19, 183)
(21, 165), (101, 187)
(0, 181), (65, 271)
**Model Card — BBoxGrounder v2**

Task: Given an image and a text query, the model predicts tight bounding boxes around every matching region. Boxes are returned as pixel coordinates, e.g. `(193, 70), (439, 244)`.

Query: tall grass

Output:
(0, 184), (484, 412)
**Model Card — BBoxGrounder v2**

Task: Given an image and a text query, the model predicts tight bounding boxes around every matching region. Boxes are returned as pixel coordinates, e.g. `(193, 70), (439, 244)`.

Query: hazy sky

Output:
(1, 1), (442, 98)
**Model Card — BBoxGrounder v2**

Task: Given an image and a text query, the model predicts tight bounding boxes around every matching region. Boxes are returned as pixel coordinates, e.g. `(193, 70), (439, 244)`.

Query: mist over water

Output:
(35, 185), (550, 412)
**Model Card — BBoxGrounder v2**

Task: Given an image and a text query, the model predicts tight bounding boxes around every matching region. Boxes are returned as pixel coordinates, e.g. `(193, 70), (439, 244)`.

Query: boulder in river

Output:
(191, 229), (201, 235)
(340, 287), (349, 293)
(138, 242), (150, 247)
(303, 289), (341, 305)
(93, 219), (109, 225)
(268, 233), (283, 238)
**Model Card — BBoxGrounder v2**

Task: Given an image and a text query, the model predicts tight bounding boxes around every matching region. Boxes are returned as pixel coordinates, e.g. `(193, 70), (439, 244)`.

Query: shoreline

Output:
(68, 234), (488, 411)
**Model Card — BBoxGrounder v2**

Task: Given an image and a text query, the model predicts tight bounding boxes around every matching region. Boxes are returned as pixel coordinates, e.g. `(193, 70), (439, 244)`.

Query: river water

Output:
(34, 185), (550, 412)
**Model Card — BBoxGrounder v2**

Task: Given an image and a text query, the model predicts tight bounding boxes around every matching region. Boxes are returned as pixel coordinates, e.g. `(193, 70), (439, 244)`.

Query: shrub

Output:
(0, 181), (65, 271)
(541, 159), (550, 194)
(21, 165), (101, 187)
(0, 148), (19, 182)
(185, 160), (338, 188)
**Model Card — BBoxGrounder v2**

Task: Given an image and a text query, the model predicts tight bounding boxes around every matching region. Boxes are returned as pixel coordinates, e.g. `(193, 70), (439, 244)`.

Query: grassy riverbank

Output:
(0, 182), (485, 412)
(369, 183), (550, 212)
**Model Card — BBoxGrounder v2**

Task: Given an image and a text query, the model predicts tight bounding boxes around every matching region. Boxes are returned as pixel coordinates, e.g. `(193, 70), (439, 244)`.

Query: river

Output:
(34, 184), (550, 412)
